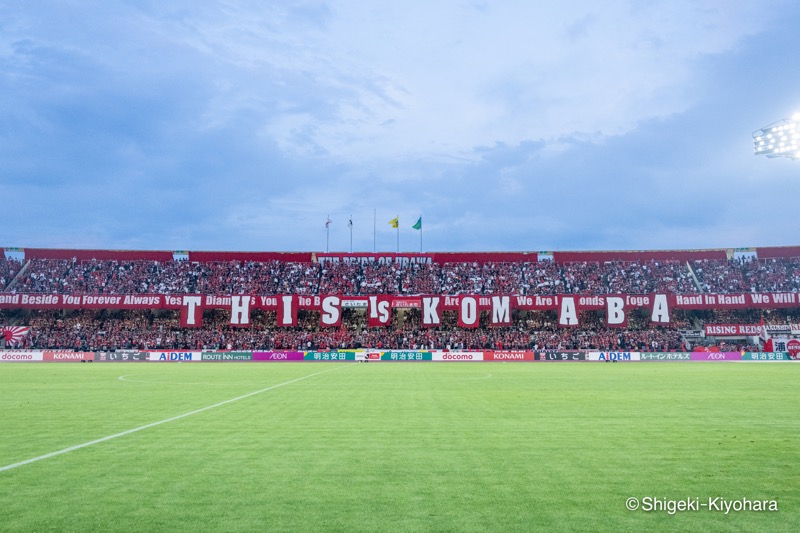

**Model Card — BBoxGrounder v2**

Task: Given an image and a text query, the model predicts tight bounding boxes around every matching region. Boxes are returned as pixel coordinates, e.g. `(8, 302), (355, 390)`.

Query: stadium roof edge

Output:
(4, 245), (800, 263)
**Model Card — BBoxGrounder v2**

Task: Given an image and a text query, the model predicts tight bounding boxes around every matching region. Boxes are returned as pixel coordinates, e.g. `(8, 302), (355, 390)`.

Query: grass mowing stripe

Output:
(0, 363), (353, 473)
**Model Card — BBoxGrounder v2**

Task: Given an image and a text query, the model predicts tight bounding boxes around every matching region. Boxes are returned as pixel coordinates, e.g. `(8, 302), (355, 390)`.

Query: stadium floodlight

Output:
(753, 114), (800, 159)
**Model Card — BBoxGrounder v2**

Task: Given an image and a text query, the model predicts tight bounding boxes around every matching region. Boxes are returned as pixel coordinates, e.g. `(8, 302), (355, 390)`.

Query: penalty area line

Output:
(0, 364), (353, 473)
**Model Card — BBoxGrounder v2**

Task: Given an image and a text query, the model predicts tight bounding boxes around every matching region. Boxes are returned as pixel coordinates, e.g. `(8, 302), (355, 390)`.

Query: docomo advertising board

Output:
(431, 351), (484, 361)
(0, 351), (44, 362)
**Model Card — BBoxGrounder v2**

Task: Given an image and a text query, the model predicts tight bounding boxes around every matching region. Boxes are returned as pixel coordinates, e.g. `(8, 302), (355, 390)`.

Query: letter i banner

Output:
(278, 295), (299, 327)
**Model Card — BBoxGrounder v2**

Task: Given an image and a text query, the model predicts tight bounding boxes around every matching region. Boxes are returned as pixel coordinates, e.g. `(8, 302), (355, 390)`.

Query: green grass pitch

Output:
(1, 362), (798, 532)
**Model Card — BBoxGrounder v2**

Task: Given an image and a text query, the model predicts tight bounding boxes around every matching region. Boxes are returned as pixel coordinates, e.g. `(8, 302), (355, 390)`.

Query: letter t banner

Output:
(181, 295), (203, 328)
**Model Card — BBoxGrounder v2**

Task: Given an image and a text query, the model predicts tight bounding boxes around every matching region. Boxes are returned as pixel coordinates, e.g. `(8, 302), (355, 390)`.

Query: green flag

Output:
(412, 217), (422, 230)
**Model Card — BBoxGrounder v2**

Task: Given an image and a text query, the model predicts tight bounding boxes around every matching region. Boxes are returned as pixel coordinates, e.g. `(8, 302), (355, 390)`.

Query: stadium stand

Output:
(3, 247), (800, 351)
(0, 257), (23, 291)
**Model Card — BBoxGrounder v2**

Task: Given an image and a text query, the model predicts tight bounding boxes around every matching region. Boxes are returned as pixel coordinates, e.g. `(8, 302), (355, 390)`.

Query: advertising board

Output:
(431, 352), (484, 361)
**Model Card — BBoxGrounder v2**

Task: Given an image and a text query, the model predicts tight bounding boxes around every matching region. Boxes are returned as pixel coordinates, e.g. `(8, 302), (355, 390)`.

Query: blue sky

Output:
(2, 1), (799, 254)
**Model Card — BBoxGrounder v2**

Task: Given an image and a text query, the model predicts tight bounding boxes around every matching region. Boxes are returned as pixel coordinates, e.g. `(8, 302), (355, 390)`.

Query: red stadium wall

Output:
(553, 249), (727, 262)
(188, 251), (313, 263)
(23, 248), (174, 261)
(755, 246), (800, 259)
(430, 252), (539, 264)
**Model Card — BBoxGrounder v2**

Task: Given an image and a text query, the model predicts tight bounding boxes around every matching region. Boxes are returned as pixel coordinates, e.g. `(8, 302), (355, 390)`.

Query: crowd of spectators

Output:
(8, 256), (800, 296)
(16, 259), (196, 294)
(741, 257), (800, 293)
(0, 258), (22, 291)
(14, 308), (693, 351)
(692, 256), (800, 294)
(692, 259), (749, 294)
(16, 305), (795, 353)
(4, 255), (800, 352)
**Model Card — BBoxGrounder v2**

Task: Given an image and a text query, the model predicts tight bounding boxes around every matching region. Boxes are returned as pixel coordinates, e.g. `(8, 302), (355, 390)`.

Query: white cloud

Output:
(2, 1), (770, 163)
(2, 1), (798, 252)
(140, 1), (768, 162)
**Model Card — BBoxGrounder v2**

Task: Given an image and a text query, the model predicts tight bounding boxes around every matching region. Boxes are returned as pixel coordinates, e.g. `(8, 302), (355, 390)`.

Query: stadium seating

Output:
(3, 252), (800, 351)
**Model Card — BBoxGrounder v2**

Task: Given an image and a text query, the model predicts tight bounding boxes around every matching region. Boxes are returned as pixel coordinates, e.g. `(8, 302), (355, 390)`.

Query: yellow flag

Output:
(388, 216), (399, 228)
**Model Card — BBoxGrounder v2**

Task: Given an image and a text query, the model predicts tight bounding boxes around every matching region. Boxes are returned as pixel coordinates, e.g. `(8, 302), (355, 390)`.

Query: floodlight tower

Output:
(753, 113), (800, 159)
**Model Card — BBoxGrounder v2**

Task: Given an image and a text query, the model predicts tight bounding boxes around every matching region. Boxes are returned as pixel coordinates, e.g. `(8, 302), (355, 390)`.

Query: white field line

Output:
(0, 364), (353, 473)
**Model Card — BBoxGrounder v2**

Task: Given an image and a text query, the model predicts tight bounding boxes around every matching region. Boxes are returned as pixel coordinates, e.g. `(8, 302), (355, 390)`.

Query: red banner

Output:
(673, 292), (798, 309)
(180, 296), (203, 328)
(485, 351), (537, 361)
(317, 253), (433, 265)
(367, 295), (392, 327)
(704, 324), (761, 336)
(0, 293), (166, 310)
(421, 297), (442, 328)
(42, 351), (93, 362)
(319, 295), (342, 328)
(391, 298), (421, 308)
(456, 296), (480, 329)
(277, 295), (298, 327)
(2, 292), (800, 331)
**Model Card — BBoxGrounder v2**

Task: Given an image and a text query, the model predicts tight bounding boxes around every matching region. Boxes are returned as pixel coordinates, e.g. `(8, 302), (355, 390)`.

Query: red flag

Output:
(2, 326), (30, 345)
(759, 317), (773, 352)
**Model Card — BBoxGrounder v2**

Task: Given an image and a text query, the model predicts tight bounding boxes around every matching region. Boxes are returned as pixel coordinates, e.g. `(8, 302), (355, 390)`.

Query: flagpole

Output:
(396, 215), (399, 252)
(412, 216), (422, 252)
(373, 209), (376, 253)
(326, 214), (330, 252)
(349, 215), (353, 253)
